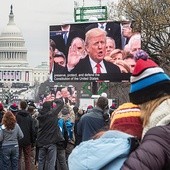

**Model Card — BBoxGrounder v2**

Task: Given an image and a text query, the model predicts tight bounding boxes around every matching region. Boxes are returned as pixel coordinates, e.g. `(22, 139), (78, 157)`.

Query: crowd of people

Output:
(68, 50), (170, 170)
(0, 20), (170, 169)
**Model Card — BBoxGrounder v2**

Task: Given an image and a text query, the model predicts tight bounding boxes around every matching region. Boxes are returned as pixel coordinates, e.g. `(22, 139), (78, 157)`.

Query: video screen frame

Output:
(49, 21), (138, 82)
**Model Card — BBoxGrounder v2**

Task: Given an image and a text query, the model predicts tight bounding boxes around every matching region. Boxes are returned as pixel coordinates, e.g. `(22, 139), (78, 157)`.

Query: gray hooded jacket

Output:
(0, 123), (23, 147)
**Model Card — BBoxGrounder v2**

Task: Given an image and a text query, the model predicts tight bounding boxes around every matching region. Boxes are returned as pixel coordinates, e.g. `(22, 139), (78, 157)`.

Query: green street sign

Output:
(74, 6), (107, 22)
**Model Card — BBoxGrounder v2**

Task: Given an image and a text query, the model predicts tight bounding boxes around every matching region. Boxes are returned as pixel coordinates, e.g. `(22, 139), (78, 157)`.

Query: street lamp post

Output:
(3, 82), (12, 106)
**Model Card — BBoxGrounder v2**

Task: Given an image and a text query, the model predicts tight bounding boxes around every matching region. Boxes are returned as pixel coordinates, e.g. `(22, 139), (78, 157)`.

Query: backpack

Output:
(65, 120), (74, 140)
(57, 118), (69, 149)
(58, 118), (65, 136)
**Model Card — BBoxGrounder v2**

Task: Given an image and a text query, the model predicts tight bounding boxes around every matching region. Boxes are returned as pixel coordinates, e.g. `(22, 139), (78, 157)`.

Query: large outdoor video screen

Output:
(49, 21), (140, 82)
(39, 85), (77, 106)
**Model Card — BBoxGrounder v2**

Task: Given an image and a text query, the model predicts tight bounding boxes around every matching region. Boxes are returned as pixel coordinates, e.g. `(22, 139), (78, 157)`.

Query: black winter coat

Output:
(121, 124), (170, 170)
(16, 110), (36, 147)
(36, 99), (64, 147)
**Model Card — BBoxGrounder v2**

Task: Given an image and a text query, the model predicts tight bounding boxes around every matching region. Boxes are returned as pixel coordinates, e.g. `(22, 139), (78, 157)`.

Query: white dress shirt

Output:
(89, 57), (107, 73)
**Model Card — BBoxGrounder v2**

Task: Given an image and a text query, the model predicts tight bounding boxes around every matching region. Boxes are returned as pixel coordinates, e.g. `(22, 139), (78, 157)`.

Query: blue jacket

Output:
(68, 130), (136, 170)
(57, 118), (69, 149)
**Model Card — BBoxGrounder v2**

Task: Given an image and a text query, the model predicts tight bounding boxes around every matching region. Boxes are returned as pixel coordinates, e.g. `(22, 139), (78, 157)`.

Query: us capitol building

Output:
(0, 5), (49, 97)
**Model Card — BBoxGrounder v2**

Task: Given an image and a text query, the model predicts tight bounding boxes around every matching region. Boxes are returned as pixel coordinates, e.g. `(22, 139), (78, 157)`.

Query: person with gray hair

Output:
(125, 33), (141, 56)
(105, 36), (116, 57)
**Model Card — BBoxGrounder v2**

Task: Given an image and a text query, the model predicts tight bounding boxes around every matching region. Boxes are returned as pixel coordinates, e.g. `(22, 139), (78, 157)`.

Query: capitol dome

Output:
(1, 5), (23, 38)
(1, 24), (22, 37)
(0, 5), (28, 67)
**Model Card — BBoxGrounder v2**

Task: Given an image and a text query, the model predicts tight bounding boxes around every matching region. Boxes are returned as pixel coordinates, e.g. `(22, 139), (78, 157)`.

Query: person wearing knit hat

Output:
(129, 50), (170, 104)
(87, 105), (93, 110)
(121, 50), (170, 170)
(9, 103), (19, 115)
(110, 102), (142, 139)
(68, 102), (142, 170)
(86, 105), (93, 113)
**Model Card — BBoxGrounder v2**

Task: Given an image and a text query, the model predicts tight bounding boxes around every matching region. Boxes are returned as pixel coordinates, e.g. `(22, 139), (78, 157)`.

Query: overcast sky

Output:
(0, 0), (115, 67)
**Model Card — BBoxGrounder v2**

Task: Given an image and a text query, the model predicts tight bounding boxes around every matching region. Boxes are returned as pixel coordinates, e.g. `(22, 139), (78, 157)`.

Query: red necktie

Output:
(96, 63), (101, 73)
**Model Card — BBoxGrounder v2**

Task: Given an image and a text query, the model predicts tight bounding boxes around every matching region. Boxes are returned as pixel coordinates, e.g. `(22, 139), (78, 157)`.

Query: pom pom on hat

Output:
(129, 50), (170, 104)
(134, 49), (149, 61)
(101, 92), (107, 98)
(110, 103), (143, 139)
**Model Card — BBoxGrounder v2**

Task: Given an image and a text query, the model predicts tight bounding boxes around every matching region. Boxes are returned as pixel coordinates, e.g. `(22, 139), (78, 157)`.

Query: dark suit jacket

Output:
(53, 63), (67, 74)
(85, 22), (122, 49)
(51, 26), (85, 61)
(69, 56), (121, 74)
